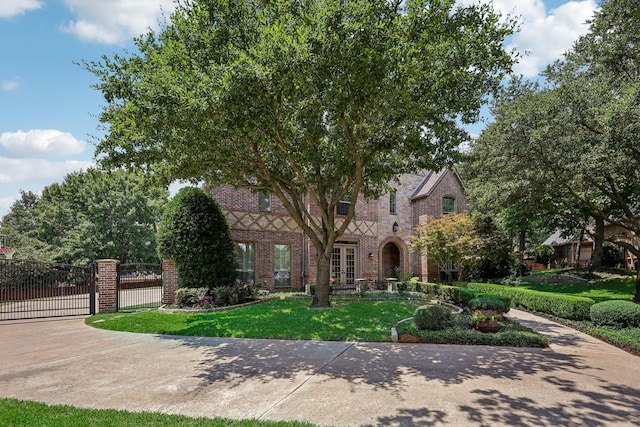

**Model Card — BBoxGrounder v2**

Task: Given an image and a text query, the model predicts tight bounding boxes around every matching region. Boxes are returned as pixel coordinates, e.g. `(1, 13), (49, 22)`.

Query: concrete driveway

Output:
(0, 310), (639, 426)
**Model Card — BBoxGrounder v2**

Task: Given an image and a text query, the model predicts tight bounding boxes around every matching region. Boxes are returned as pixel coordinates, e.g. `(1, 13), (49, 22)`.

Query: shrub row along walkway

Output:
(0, 310), (639, 426)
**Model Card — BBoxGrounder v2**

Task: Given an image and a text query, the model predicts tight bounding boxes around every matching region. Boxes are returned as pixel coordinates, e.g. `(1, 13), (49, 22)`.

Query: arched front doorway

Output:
(381, 242), (401, 279)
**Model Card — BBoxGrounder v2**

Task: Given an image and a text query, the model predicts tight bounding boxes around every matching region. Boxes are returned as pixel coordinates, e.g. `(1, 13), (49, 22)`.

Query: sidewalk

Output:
(0, 311), (639, 426)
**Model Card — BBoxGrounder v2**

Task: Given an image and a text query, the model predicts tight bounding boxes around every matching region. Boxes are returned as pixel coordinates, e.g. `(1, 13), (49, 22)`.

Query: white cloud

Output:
(0, 158), (94, 218)
(0, 0), (43, 18)
(0, 157), (95, 185)
(61, 0), (177, 44)
(0, 196), (16, 219)
(0, 130), (87, 158)
(1, 79), (21, 91)
(457, 0), (597, 78)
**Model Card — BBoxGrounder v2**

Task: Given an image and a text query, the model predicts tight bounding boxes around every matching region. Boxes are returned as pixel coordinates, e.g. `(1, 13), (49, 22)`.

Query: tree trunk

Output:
(591, 217), (604, 268)
(311, 249), (332, 308)
(517, 229), (526, 267)
(575, 229), (584, 268)
(635, 266), (640, 303)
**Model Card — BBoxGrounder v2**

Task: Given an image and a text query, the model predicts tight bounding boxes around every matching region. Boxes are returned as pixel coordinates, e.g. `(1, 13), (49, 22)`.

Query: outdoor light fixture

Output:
(392, 222), (399, 233)
(368, 252), (374, 260)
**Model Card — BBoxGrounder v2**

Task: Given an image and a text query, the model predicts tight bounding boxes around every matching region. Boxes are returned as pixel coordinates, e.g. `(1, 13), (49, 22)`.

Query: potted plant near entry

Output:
(471, 309), (502, 333)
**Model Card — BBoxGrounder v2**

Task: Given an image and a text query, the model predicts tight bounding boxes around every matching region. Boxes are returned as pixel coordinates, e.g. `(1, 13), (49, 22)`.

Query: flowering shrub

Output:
(175, 287), (209, 307)
(174, 283), (258, 309)
(471, 309), (502, 326)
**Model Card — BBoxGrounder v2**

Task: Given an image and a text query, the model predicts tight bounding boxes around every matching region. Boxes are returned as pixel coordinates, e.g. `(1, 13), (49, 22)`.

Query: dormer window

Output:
(443, 196), (455, 214)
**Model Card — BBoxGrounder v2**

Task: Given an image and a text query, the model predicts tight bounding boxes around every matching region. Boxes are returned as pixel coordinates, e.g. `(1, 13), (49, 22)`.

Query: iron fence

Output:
(117, 263), (163, 310)
(0, 259), (95, 320)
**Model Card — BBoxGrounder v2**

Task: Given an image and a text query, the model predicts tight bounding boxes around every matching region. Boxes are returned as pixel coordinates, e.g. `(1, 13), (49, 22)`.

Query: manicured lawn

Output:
(0, 398), (314, 427)
(87, 298), (424, 342)
(507, 269), (640, 355)
(87, 296), (549, 348)
(518, 273), (636, 303)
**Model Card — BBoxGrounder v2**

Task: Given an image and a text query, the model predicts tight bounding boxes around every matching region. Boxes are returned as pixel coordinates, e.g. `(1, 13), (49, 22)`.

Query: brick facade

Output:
(208, 169), (467, 290)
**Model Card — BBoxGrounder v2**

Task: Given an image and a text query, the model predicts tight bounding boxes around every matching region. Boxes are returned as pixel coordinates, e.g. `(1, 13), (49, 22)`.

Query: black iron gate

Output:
(0, 259), (96, 321)
(117, 263), (163, 311)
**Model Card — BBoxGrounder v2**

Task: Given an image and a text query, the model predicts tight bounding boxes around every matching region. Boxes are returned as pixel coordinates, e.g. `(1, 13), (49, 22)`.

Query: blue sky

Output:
(0, 0), (598, 219)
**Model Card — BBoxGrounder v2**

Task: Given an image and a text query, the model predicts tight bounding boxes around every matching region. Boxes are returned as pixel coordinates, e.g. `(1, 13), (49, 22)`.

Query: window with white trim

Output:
(274, 244), (291, 287)
(235, 243), (255, 284)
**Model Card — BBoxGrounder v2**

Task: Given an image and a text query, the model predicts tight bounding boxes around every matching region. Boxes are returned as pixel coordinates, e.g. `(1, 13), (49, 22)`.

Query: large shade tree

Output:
(466, 0), (640, 300)
(1, 170), (167, 264)
(86, 0), (515, 306)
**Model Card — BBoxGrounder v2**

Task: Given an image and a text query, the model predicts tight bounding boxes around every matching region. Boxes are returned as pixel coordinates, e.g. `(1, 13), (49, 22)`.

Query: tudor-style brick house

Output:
(208, 169), (467, 292)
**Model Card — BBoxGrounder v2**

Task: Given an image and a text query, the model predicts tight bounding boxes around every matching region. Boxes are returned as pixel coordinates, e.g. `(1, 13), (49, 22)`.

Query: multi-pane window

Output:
(235, 243), (255, 284)
(274, 244), (291, 287)
(258, 190), (271, 211)
(443, 196), (455, 214)
(389, 189), (397, 214)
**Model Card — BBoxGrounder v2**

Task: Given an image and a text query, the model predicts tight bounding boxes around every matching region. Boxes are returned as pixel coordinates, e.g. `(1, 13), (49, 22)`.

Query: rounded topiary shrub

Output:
(157, 187), (238, 289)
(590, 300), (640, 328)
(413, 304), (452, 331)
(468, 296), (510, 314)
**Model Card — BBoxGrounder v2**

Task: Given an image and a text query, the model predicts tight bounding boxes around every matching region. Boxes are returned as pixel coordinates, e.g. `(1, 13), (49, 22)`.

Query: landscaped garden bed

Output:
(395, 313), (548, 348)
(460, 269), (640, 355)
(87, 294), (548, 348)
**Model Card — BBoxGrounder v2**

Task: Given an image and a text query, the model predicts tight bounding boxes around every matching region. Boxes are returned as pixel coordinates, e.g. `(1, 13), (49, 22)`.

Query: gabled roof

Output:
(409, 169), (454, 200)
(543, 229), (592, 246)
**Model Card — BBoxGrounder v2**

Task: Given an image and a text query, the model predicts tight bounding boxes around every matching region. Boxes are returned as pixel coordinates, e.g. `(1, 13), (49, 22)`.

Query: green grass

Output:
(518, 271), (636, 303)
(492, 269), (640, 354)
(87, 298), (424, 342)
(0, 398), (314, 427)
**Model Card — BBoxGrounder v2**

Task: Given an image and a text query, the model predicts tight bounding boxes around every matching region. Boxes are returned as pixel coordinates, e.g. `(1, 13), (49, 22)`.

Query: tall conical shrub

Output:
(157, 187), (237, 288)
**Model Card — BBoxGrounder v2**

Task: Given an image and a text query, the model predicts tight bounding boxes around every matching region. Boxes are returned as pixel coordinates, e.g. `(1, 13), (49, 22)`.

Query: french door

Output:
(331, 244), (356, 286)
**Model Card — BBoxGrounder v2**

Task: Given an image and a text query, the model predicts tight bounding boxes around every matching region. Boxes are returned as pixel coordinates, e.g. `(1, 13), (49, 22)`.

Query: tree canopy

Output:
(410, 213), (480, 282)
(464, 0), (640, 300)
(0, 169), (167, 265)
(86, 0), (516, 306)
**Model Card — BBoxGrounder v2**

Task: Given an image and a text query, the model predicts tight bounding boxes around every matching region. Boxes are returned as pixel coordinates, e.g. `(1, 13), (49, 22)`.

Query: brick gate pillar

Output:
(162, 259), (178, 305)
(97, 259), (119, 313)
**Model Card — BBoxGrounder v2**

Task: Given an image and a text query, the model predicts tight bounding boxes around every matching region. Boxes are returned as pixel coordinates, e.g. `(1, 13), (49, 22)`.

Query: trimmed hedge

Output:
(468, 296), (510, 314)
(413, 281), (511, 310)
(590, 300), (640, 328)
(415, 282), (483, 305)
(465, 282), (594, 320)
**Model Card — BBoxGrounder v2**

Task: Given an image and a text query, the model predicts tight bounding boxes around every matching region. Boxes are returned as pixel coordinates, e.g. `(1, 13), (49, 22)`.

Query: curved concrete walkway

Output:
(0, 310), (639, 426)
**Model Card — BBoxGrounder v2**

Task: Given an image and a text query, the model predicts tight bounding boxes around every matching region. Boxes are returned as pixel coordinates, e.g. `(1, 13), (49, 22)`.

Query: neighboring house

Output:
(543, 230), (594, 268)
(543, 227), (638, 269)
(208, 169), (467, 292)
